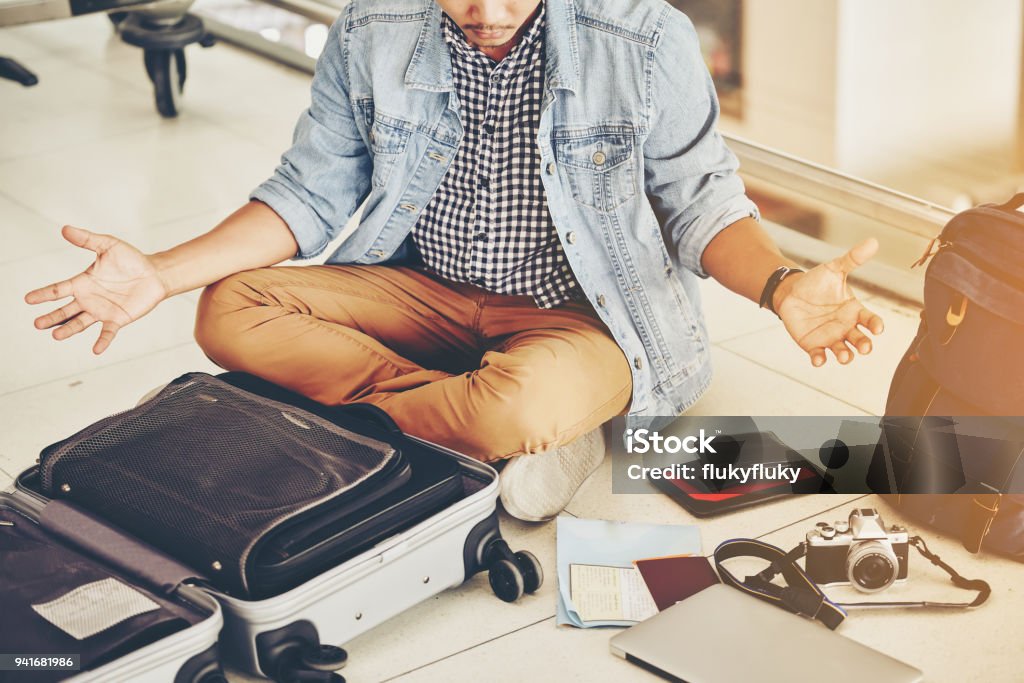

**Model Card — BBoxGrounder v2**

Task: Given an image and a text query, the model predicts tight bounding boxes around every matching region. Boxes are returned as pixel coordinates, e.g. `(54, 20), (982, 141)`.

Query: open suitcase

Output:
(0, 490), (225, 683)
(5, 372), (542, 681)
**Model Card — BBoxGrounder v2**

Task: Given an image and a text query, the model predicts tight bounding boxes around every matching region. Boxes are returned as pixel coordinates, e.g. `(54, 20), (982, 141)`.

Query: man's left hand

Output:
(774, 238), (885, 367)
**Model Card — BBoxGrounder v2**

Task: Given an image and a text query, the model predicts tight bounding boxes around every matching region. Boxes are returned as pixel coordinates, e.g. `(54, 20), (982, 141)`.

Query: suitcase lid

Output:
(0, 486), (224, 682)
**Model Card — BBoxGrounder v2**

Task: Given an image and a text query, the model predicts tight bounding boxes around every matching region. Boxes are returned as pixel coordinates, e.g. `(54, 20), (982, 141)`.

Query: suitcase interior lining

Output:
(0, 505), (212, 680)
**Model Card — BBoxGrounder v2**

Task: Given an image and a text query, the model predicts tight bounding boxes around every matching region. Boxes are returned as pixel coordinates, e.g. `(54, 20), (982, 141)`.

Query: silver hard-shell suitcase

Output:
(0, 487), (225, 683)
(12, 373), (543, 682)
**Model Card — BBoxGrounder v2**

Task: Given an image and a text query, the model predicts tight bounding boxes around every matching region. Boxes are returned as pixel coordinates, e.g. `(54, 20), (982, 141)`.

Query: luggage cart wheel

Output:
(514, 550), (543, 594)
(143, 48), (187, 118)
(299, 644), (348, 672)
(488, 558), (525, 602)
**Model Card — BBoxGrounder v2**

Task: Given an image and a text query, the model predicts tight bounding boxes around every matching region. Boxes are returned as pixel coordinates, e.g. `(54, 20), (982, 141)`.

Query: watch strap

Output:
(760, 266), (803, 316)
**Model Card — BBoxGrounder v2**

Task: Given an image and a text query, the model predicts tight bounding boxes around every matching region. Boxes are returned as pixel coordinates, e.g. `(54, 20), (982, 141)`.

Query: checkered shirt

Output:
(411, 6), (583, 308)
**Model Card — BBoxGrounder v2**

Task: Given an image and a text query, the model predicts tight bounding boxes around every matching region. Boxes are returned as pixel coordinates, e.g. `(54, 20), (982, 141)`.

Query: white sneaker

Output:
(499, 427), (607, 522)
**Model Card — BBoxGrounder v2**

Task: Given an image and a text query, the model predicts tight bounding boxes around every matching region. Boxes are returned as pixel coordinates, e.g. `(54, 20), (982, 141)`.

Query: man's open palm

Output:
(24, 226), (167, 354)
(777, 238), (885, 367)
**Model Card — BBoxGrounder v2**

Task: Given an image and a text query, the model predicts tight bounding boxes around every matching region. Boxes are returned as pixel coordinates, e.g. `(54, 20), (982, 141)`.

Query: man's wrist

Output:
(149, 250), (180, 299)
(772, 270), (803, 313)
(759, 266), (804, 316)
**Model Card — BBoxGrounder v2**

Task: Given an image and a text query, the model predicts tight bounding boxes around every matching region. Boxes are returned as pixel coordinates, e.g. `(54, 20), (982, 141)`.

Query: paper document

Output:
(569, 564), (658, 623)
(556, 516), (701, 628)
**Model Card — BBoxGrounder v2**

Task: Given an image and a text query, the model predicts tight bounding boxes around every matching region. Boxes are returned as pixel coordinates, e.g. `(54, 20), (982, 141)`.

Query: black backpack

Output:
(877, 193), (1024, 560)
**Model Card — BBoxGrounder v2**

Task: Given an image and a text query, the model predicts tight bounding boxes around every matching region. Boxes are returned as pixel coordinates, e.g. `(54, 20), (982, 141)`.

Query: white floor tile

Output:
(0, 117), (280, 231)
(719, 297), (922, 415)
(4, 249), (203, 395)
(0, 192), (66, 263)
(0, 15), (137, 65)
(690, 346), (868, 417)
(391, 617), (656, 683)
(0, 25), (62, 64)
(0, 56), (158, 161)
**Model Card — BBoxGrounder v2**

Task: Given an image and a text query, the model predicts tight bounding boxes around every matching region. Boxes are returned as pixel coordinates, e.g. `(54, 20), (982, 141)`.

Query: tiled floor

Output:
(1, 16), (1020, 683)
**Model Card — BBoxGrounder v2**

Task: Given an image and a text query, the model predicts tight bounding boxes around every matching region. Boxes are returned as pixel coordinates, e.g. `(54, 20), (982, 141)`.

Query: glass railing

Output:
(727, 134), (955, 305)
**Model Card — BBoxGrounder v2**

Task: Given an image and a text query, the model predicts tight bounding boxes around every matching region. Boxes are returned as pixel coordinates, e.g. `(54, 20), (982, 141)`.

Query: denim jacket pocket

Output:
(553, 132), (637, 213)
(369, 115), (413, 189)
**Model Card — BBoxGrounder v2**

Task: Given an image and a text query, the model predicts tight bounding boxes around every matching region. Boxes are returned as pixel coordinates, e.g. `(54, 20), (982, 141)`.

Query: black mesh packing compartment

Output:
(38, 372), (400, 598)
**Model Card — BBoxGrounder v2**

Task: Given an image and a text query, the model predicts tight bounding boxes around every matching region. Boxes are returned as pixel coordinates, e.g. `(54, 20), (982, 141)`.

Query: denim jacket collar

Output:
(542, 0), (579, 93)
(404, 0), (579, 94)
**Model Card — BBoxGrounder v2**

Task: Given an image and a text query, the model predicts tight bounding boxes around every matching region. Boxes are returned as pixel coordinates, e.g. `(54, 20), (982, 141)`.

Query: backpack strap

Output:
(996, 193), (1024, 212)
(963, 491), (1001, 554)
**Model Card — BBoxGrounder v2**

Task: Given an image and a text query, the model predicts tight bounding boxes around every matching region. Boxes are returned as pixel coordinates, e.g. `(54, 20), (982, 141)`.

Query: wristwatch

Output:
(759, 266), (804, 317)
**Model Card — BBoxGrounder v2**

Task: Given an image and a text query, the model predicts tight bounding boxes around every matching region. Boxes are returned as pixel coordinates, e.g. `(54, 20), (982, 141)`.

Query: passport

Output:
(633, 555), (720, 612)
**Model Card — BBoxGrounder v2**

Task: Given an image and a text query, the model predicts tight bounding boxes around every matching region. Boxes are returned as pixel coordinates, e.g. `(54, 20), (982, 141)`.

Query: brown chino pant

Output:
(194, 265), (633, 462)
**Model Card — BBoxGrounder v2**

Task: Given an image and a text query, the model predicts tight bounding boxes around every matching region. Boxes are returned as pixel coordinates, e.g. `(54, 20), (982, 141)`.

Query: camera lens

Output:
(846, 541), (898, 593)
(854, 555), (892, 589)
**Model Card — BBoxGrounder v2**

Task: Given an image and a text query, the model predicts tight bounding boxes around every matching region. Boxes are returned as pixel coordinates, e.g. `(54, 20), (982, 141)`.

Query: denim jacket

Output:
(251, 0), (760, 428)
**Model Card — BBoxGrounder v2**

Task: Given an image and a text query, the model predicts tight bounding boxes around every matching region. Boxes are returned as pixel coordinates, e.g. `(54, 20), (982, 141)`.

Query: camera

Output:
(804, 508), (909, 593)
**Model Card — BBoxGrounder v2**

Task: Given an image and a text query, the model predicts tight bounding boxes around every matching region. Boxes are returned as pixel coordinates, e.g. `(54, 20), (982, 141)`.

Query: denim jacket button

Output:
(545, 162), (555, 175)
(596, 294), (606, 307)
(634, 356), (643, 370)
(592, 151), (607, 166)
(566, 231), (577, 245)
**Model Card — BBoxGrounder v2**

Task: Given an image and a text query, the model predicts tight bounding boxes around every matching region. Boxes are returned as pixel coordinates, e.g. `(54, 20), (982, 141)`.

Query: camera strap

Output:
(714, 538), (847, 629)
(837, 536), (990, 610)
(713, 537), (990, 631)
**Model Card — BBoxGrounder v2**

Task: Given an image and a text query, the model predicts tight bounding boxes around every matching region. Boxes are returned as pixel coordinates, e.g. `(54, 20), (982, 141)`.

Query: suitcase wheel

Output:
(514, 550), (543, 594)
(274, 644), (347, 683)
(258, 625), (348, 683)
(483, 538), (545, 601)
(195, 675), (228, 683)
(489, 559), (525, 602)
(299, 644), (349, 672)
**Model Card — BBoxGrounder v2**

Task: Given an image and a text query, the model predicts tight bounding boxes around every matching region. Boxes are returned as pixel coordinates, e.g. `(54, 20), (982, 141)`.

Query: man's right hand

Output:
(24, 225), (168, 355)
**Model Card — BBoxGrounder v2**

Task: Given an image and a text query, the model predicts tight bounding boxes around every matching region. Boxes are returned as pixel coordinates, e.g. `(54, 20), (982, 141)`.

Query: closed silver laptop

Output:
(610, 584), (923, 683)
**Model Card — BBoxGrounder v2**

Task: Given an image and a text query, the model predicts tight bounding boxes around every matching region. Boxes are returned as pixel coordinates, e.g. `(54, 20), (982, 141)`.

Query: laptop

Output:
(610, 584), (923, 683)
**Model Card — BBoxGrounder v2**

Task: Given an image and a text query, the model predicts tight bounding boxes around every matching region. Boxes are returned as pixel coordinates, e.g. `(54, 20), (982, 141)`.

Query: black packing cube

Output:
(36, 372), (464, 599)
